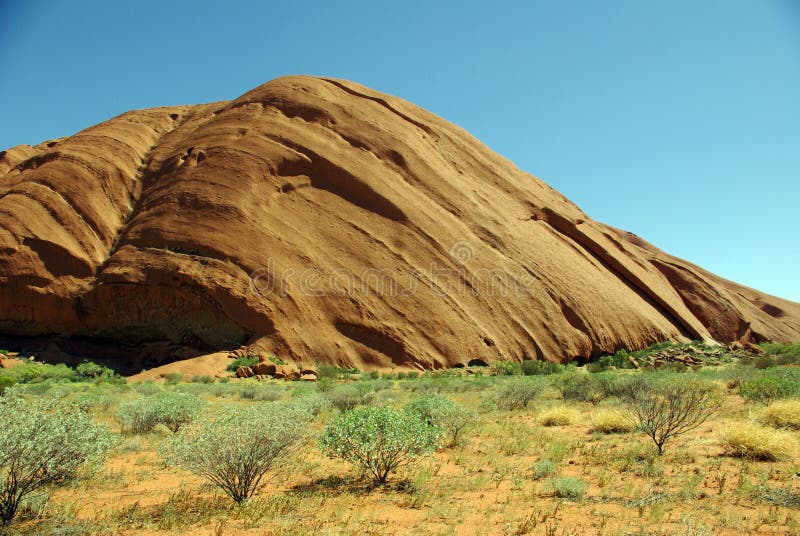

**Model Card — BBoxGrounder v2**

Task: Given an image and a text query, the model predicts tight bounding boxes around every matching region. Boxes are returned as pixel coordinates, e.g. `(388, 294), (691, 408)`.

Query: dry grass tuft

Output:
(759, 400), (800, 430)
(720, 421), (798, 461)
(590, 409), (634, 434)
(539, 405), (581, 427)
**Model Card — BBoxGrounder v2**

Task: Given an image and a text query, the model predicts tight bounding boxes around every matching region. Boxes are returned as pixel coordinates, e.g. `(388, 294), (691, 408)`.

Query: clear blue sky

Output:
(1, 0), (798, 301)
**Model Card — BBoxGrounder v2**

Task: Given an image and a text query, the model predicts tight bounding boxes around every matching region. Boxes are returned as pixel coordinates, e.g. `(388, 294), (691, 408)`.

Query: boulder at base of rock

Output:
(235, 366), (254, 378)
(301, 373), (317, 382)
(253, 362), (276, 376)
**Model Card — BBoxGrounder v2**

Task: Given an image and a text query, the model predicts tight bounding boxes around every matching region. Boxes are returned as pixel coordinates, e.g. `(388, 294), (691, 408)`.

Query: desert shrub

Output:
(720, 421), (797, 461)
(521, 359), (564, 376)
(758, 400), (800, 430)
(546, 477), (587, 499)
(75, 360), (118, 382)
(0, 395), (114, 527)
(239, 385), (283, 402)
(226, 355), (259, 372)
(189, 375), (215, 384)
(531, 459), (558, 480)
(590, 409), (634, 433)
(405, 394), (475, 447)
(622, 377), (721, 454)
(319, 406), (441, 485)
(538, 405), (581, 426)
(132, 381), (161, 396)
(162, 402), (308, 504)
(753, 355), (777, 369)
(739, 367), (800, 404)
(116, 392), (204, 434)
(0, 374), (13, 396)
(163, 373), (184, 385)
(326, 383), (376, 412)
(490, 377), (547, 410)
(553, 372), (614, 405)
(290, 393), (331, 417)
(8, 362), (77, 384)
(759, 342), (800, 363)
(492, 360), (521, 376)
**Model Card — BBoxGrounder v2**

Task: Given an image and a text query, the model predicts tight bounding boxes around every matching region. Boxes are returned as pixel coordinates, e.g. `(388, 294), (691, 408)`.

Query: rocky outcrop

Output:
(1, 76), (798, 370)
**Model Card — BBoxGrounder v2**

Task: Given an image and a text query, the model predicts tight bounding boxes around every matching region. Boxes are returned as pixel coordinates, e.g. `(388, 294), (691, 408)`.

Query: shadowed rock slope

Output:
(1, 76), (798, 369)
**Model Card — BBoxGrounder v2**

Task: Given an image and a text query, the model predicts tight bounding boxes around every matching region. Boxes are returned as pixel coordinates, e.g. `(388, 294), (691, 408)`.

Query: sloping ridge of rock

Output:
(1, 75), (798, 370)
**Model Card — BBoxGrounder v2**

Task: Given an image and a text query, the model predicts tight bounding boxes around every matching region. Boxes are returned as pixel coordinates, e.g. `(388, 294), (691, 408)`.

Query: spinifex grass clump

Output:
(319, 406), (441, 485)
(0, 394), (114, 527)
(163, 403), (309, 504)
(720, 421), (798, 461)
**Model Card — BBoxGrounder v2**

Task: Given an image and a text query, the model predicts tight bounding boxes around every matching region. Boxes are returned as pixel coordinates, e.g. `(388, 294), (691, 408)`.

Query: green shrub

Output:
(0, 374), (14, 396)
(546, 477), (588, 499)
(521, 359), (564, 376)
(162, 403), (308, 504)
(739, 367), (800, 404)
(492, 360), (521, 376)
(553, 372), (613, 405)
(189, 375), (215, 384)
(622, 377), (721, 454)
(164, 373), (184, 385)
(490, 377), (547, 410)
(116, 392), (204, 434)
(226, 355), (259, 372)
(531, 459), (557, 480)
(239, 385), (283, 402)
(319, 406), (441, 485)
(132, 381), (161, 396)
(753, 355), (777, 369)
(326, 383), (376, 412)
(290, 393), (331, 417)
(0, 395), (114, 527)
(75, 360), (118, 382)
(405, 394), (475, 447)
(8, 362), (77, 384)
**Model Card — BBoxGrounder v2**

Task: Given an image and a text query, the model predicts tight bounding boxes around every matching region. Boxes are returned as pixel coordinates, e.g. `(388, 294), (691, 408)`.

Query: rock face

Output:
(1, 76), (799, 370)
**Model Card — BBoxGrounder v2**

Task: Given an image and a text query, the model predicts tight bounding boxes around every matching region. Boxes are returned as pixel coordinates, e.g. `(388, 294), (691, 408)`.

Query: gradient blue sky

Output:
(1, 0), (798, 301)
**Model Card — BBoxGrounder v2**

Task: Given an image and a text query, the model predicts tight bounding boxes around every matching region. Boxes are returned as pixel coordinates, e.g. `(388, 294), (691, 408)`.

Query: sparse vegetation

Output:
(4, 340), (800, 534)
(225, 355), (259, 372)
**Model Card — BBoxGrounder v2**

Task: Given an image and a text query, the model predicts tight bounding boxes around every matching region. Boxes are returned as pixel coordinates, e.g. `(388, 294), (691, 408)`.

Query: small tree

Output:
(622, 377), (721, 454)
(0, 395), (114, 528)
(319, 406), (441, 485)
(405, 394), (475, 447)
(162, 403), (308, 504)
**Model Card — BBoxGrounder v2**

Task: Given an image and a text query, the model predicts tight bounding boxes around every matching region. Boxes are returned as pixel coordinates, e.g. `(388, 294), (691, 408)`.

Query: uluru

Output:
(1, 75), (798, 371)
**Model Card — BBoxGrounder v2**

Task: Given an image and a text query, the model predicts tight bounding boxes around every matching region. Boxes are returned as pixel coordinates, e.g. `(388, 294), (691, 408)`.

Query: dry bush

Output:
(622, 377), (721, 454)
(720, 421), (798, 461)
(759, 400), (800, 430)
(538, 405), (581, 426)
(590, 409), (634, 433)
